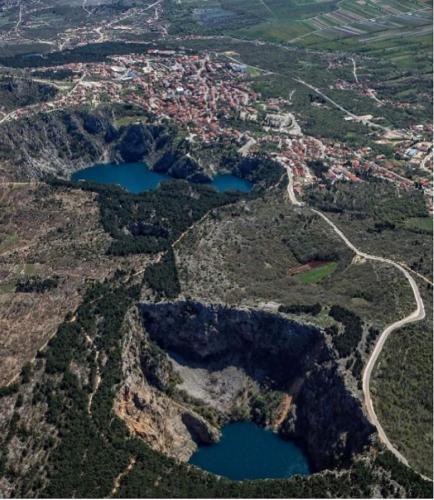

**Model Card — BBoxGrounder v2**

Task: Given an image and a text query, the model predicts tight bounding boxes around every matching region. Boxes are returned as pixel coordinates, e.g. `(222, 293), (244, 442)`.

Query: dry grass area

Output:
(0, 183), (151, 386)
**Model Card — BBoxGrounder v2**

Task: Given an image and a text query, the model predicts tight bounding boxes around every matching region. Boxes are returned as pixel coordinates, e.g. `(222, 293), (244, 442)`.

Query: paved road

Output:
(294, 77), (390, 132)
(282, 165), (429, 476)
(311, 208), (426, 469)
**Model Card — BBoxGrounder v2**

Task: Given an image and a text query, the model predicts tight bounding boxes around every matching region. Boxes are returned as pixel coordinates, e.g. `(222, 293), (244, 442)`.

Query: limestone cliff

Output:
(0, 106), (205, 182)
(115, 307), (220, 461)
(139, 300), (375, 471)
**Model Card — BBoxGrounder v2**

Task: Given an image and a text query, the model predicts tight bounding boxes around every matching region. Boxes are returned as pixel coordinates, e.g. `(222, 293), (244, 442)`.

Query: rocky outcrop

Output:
(181, 413), (219, 446)
(115, 307), (220, 461)
(116, 124), (154, 162)
(154, 153), (211, 183)
(139, 300), (375, 471)
(280, 364), (375, 472)
(116, 383), (220, 461)
(140, 300), (321, 387)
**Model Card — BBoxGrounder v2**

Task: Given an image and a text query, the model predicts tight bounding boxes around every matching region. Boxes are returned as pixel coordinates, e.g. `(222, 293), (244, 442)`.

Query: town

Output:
(0, 48), (432, 209)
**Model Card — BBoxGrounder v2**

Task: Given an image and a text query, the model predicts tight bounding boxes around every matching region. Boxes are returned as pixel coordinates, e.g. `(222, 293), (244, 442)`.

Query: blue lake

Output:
(71, 163), (252, 193)
(189, 422), (310, 481)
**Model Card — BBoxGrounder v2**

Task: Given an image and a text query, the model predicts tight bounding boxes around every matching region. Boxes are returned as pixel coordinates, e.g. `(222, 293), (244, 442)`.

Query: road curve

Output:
(311, 208), (426, 469)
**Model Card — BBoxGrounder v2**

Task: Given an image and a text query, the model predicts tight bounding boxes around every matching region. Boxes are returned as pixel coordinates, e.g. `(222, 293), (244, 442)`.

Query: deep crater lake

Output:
(71, 162), (252, 193)
(189, 422), (310, 481)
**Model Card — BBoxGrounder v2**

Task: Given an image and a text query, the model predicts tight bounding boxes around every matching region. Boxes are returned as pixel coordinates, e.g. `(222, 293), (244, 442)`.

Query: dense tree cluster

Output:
(328, 305), (363, 359)
(15, 276), (59, 293)
(278, 303), (322, 316)
(305, 178), (428, 223)
(143, 249), (180, 299)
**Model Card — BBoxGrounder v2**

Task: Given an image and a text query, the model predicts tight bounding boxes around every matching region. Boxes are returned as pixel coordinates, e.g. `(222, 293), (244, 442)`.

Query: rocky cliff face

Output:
(139, 300), (375, 471)
(140, 300), (321, 387)
(0, 107), (206, 182)
(115, 307), (220, 461)
(280, 363), (375, 471)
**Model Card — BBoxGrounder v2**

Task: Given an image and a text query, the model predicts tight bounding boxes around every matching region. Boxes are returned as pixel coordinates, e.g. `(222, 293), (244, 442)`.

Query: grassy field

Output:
(295, 261), (338, 284)
(404, 216), (433, 234)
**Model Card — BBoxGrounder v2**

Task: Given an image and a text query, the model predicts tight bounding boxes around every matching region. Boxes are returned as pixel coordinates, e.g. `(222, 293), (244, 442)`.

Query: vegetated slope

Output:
(304, 179), (433, 279)
(0, 175), (430, 497)
(305, 177), (433, 478)
(372, 284), (433, 478)
(0, 271), (432, 498)
(175, 191), (415, 328)
(0, 183), (152, 386)
(0, 77), (58, 112)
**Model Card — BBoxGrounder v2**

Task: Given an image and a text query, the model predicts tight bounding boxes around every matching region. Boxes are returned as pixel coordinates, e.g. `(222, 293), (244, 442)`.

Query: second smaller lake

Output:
(71, 163), (252, 193)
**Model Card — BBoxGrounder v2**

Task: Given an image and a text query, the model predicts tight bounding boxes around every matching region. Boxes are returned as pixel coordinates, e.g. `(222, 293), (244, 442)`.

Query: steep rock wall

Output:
(140, 300), (375, 471)
(0, 107), (205, 182)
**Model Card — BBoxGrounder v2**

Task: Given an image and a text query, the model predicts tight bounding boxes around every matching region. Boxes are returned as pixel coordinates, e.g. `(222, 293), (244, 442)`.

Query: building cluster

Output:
(11, 51), (257, 144)
(1, 49), (432, 209)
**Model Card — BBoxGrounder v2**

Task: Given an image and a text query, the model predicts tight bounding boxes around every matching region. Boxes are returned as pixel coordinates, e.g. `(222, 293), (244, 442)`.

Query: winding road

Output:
(311, 209), (426, 466)
(283, 166), (428, 476)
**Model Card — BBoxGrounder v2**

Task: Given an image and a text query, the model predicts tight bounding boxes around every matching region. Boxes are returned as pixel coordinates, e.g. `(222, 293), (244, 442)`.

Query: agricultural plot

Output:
(231, 0), (432, 51)
(173, 0), (432, 71)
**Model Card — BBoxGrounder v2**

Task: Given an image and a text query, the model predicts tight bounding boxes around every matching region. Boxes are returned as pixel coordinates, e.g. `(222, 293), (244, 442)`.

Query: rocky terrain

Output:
(0, 105), (213, 182)
(115, 307), (220, 462)
(0, 183), (153, 386)
(0, 238), (430, 498)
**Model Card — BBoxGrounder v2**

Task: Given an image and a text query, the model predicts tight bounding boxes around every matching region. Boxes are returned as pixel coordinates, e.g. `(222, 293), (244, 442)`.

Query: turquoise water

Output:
(71, 163), (252, 193)
(71, 163), (169, 194)
(189, 422), (310, 481)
